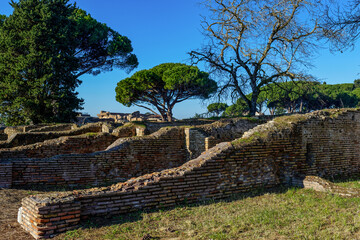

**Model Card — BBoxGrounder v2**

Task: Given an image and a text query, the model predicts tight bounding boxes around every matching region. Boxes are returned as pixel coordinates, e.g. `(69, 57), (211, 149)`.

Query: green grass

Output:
(57, 187), (360, 240)
(332, 176), (360, 189)
(86, 132), (99, 137)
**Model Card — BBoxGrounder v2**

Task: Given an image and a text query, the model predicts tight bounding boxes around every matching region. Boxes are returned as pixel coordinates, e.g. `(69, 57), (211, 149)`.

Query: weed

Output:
(86, 132), (98, 136)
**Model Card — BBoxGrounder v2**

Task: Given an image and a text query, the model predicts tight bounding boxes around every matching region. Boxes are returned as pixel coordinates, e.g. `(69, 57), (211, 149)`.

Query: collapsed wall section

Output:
(19, 109), (360, 239)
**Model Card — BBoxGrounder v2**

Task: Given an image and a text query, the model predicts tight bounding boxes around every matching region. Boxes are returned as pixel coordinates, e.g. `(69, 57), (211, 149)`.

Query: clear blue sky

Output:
(1, 0), (360, 118)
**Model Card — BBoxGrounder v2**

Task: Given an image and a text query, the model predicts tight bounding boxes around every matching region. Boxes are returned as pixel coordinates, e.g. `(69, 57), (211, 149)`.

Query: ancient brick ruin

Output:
(0, 118), (258, 190)
(1, 109), (359, 239)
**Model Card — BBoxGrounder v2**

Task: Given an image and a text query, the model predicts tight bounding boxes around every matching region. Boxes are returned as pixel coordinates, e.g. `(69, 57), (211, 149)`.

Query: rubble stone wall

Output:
(18, 109), (360, 239)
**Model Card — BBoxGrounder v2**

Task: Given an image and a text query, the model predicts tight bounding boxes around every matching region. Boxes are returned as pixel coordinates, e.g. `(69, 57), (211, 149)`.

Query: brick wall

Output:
(0, 162), (12, 188)
(7, 127), (187, 188)
(144, 119), (216, 133)
(4, 124), (49, 137)
(18, 109), (360, 239)
(0, 133), (7, 141)
(27, 124), (76, 133)
(112, 123), (143, 138)
(184, 128), (207, 160)
(0, 133), (117, 160)
(0, 123), (103, 148)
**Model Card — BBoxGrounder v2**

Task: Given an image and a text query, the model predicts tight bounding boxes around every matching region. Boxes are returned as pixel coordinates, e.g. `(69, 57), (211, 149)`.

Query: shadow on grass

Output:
(75, 185), (292, 232)
(325, 174), (360, 184)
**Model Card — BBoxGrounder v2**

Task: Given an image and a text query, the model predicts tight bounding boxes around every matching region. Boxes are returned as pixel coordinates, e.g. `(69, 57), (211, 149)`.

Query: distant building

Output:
(97, 111), (163, 122)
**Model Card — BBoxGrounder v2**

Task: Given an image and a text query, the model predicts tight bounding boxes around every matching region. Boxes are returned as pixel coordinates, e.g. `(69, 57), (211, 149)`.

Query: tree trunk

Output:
(249, 91), (259, 116)
(167, 108), (173, 122)
(160, 114), (166, 121)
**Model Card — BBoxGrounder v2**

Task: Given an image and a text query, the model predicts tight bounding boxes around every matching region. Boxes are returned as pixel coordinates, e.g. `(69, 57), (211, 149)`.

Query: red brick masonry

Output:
(19, 109), (360, 239)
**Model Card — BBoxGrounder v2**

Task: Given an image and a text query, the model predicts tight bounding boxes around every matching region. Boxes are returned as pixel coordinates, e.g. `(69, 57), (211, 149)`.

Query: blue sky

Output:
(1, 0), (360, 118)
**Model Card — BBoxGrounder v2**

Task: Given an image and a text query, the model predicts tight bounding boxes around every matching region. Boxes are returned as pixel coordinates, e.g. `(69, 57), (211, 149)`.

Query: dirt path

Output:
(0, 189), (40, 240)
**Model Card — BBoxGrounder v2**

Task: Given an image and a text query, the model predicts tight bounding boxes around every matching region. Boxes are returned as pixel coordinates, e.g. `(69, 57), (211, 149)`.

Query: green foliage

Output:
(207, 103), (228, 116)
(225, 98), (249, 117)
(225, 80), (360, 116)
(115, 63), (217, 122)
(86, 132), (98, 136)
(70, 8), (138, 76)
(0, 0), (138, 126)
(354, 79), (360, 88)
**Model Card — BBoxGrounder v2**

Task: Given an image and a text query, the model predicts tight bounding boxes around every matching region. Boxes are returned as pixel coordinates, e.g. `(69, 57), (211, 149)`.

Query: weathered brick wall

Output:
(144, 119), (216, 133)
(0, 133), (117, 159)
(7, 127), (187, 188)
(20, 196), (81, 239)
(0, 123), (103, 148)
(27, 123), (76, 133)
(112, 123), (144, 138)
(205, 136), (220, 151)
(4, 124), (49, 137)
(0, 133), (7, 141)
(18, 109), (360, 239)
(197, 118), (262, 149)
(184, 128), (207, 160)
(0, 162), (12, 188)
(4, 126), (25, 137)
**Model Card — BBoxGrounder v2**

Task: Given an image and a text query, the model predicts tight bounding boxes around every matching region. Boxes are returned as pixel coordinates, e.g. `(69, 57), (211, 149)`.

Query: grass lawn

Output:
(54, 187), (360, 240)
(332, 176), (360, 189)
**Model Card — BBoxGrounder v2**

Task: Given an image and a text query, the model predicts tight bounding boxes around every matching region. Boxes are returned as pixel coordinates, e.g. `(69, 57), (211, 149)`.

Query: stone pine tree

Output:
(115, 63), (218, 122)
(207, 103), (228, 116)
(0, 0), (138, 125)
(190, 0), (324, 116)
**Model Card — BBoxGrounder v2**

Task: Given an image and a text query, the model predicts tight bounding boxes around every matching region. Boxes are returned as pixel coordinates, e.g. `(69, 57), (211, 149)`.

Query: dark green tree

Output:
(115, 63), (218, 122)
(354, 79), (360, 88)
(0, 0), (138, 125)
(225, 98), (249, 117)
(258, 81), (360, 114)
(261, 81), (319, 114)
(207, 103), (228, 116)
(316, 83), (359, 109)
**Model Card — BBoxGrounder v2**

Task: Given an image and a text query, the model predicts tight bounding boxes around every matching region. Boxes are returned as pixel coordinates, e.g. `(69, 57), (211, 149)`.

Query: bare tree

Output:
(323, 0), (360, 50)
(190, 0), (323, 116)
